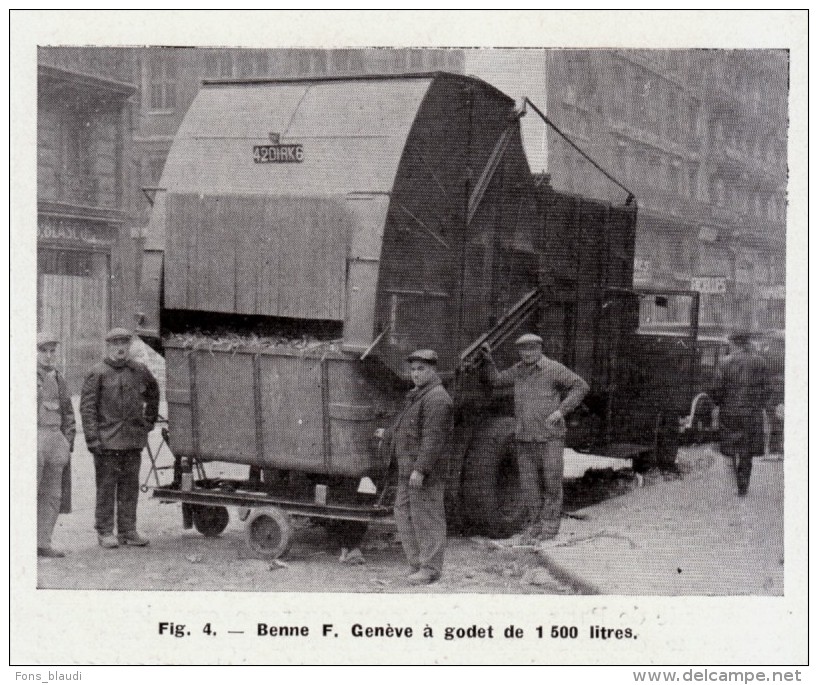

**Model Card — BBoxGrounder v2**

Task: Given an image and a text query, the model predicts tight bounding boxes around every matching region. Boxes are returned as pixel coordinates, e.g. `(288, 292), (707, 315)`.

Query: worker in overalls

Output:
(37, 331), (75, 558)
(481, 334), (589, 542)
(388, 349), (453, 585)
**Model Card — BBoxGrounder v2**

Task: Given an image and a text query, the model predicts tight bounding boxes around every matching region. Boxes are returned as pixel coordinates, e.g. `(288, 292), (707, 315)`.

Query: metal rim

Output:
(245, 507), (293, 559)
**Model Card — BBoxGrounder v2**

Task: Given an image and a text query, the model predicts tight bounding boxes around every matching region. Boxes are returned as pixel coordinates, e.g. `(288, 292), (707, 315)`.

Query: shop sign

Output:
(691, 276), (727, 294)
(38, 217), (114, 247)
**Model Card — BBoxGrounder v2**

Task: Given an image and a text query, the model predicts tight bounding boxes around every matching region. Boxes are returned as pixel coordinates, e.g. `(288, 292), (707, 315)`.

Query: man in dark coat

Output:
(481, 333), (589, 542)
(37, 331), (76, 558)
(388, 349), (453, 585)
(80, 328), (160, 548)
(712, 329), (771, 496)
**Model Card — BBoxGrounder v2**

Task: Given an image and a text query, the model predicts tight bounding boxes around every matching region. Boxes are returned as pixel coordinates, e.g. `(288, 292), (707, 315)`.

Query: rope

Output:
(524, 98), (636, 206)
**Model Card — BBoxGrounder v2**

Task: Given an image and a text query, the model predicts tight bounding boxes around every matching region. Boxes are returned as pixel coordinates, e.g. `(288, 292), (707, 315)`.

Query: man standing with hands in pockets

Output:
(481, 334), (588, 543)
(81, 328), (160, 549)
(387, 349), (453, 585)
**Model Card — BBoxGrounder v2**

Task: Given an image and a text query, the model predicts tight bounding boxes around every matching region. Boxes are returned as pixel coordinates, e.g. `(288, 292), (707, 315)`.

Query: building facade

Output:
(37, 48), (139, 387)
(544, 49), (788, 334)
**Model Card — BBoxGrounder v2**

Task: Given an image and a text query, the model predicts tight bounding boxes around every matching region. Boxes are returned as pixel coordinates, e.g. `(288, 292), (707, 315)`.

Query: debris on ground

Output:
(522, 569), (557, 586)
(339, 547), (366, 565)
(362, 539), (391, 552)
(185, 553), (203, 564)
(538, 531), (638, 550)
(268, 559), (289, 571)
(484, 562), (525, 579)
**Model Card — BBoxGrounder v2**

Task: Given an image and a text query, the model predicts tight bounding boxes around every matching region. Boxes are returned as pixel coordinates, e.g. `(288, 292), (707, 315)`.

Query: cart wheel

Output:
(191, 505), (230, 537)
(245, 507), (293, 559)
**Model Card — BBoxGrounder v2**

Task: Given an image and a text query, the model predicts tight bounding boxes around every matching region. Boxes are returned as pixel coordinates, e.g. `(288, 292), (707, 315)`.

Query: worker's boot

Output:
(37, 546), (66, 558)
(407, 568), (438, 585)
(119, 531), (149, 547)
(98, 534), (119, 549)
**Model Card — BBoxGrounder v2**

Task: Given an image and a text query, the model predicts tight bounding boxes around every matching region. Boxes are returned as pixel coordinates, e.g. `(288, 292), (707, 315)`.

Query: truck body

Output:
(138, 72), (701, 541)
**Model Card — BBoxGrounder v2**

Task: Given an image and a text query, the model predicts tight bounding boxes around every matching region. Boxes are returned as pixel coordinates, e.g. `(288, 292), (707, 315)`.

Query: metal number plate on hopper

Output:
(253, 144), (304, 163)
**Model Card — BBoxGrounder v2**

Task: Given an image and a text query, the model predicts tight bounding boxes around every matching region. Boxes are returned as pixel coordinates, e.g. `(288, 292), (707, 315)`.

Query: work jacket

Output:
(712, 350), (770, 457)
(485, 354), (589, 442)
(37, 364), (76, 449)
(388, 375), (453, 483)
(80, 358), (160, 452)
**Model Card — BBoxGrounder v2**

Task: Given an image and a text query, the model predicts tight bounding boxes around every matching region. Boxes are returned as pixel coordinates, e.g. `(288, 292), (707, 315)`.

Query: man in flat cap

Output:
(37, 331), (76, 558)
(711, 329), (771, 497)
(80, 328), (160, 548)
(481, 333), (588, 542)
(386, 349), (453, 584)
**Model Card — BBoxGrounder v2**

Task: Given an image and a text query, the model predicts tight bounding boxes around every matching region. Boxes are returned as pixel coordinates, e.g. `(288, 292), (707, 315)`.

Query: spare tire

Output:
(461, 416), (528, 538)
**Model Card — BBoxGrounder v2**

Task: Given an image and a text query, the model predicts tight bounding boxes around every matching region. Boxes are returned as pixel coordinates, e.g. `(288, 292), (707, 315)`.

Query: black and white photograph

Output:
(11, 10), (807, 670)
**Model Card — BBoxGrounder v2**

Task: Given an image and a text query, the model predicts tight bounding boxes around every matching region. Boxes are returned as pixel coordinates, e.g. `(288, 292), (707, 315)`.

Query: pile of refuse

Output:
(164, 330), (344, 355)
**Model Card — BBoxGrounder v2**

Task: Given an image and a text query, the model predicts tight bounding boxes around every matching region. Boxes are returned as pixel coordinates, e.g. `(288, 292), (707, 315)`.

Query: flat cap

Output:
(407, 349), (439, 364)
(514, 333), (543, 346)
(105, 327), (133, 342)
(37, 331), (60, 348)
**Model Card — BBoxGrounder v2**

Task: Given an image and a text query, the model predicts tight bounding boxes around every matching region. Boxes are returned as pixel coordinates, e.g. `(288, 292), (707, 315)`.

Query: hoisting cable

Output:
(523, 97), (636, 206)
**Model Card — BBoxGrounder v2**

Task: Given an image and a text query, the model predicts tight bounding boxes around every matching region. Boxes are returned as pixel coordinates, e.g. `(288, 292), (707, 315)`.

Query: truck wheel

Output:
(324, 520), (369, 548)
(191, 505), (230, 537)
(245, 507), (293, 559)
(461, 416), (528, 538)
(639, 412), (679, 470)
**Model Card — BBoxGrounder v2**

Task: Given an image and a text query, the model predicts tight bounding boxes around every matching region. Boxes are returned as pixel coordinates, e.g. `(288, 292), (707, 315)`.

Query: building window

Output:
(712, 178), (725, 207)
(409, 50), (424, 71)
(312, 51), (328, 75)
(39, 248), (93, 277)
(204, 51), (234, 78)
(148, 51), (177, 110)
(690, 166), (698, 199)
(237, 51), (268, 77)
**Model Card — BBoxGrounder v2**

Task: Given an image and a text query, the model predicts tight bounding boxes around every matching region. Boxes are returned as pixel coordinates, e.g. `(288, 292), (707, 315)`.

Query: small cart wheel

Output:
(191, 505), (230, 537)
(245, 507), (293, 559)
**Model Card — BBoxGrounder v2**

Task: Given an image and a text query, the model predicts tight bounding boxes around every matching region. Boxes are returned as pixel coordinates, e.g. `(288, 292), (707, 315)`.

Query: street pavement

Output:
(536, 445), (785, 595)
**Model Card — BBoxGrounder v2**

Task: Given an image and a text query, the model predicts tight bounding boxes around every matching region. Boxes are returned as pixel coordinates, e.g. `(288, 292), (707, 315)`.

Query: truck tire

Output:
(324, 520), (369, 549)
(191, 505), (230, 537)
(654, 411), (680, 467)
(461, 416), (528, 538)
(636, 412), (680, 471)
(245, 507), (293, 559)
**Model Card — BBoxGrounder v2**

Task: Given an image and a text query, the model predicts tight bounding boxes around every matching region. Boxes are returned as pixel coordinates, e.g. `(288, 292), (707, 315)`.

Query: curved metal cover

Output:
(163, 77), (433, 197)
(155, 77), (434, 327)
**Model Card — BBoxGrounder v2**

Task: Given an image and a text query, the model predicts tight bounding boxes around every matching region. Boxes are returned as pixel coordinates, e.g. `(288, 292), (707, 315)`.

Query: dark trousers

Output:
(394, 479), (446, 575)
(516, 440), (564, 537)
(721, 411), (763, 495)
(93, 450), (142, 536)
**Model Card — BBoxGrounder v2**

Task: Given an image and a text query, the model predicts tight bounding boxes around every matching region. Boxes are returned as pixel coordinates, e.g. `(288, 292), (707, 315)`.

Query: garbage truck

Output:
(135, 72), (703, 557)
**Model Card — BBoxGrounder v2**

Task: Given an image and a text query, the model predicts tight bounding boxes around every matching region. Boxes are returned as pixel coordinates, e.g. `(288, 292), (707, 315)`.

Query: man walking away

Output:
(388, 349), (453, 585)
(480, 334), (589, 542)
(712, 329), (771, 497)
(80, 328), (160, 548)
(37, 331), (76, 558)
